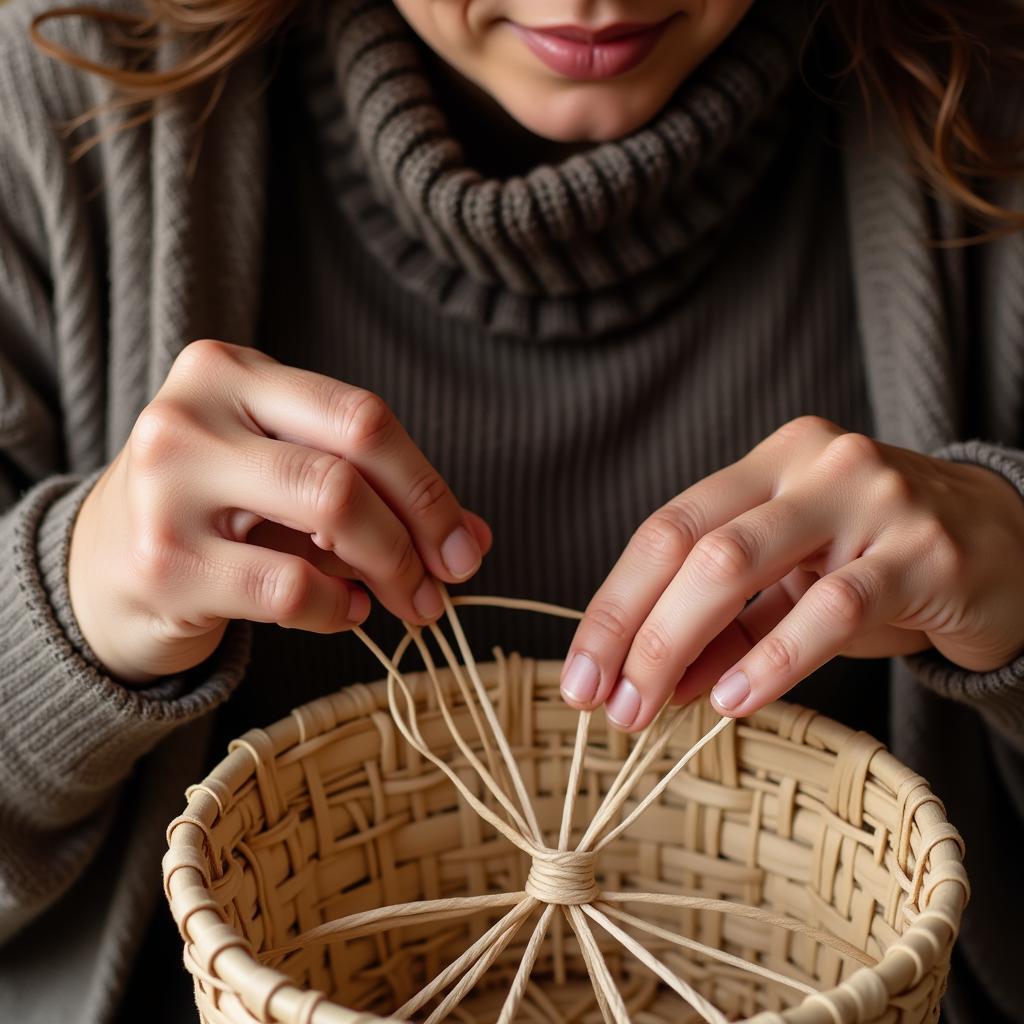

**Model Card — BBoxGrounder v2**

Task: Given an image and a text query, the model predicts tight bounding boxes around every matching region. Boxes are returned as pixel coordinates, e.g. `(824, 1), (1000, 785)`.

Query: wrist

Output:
(927, 450), (1024, 671)
(935, 439), (1024, 508)
(67, 469), (160, 685)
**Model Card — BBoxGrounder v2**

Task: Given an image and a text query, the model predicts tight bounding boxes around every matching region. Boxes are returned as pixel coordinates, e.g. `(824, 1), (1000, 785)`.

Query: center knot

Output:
(525, 849), (599, 906)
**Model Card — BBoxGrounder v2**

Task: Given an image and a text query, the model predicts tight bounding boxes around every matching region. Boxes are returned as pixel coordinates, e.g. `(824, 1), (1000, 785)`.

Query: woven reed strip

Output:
(163, 589), (970, 1024)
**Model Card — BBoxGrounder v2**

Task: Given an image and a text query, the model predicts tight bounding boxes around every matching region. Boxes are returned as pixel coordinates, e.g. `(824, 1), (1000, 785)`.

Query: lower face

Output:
(391, 1), (756, 142)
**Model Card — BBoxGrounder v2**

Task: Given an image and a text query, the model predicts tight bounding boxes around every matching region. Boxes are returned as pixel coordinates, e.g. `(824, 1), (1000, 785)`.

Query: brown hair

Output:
(828, 0), (1024, 235)
(30, 0), (1024, 233)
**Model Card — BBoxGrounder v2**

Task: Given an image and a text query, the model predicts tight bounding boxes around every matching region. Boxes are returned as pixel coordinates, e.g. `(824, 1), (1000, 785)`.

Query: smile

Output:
(508, 17), (677, 81)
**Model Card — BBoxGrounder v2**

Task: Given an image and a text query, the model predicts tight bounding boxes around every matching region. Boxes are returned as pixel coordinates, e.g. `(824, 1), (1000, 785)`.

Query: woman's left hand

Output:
(561, 416), (1024, 730)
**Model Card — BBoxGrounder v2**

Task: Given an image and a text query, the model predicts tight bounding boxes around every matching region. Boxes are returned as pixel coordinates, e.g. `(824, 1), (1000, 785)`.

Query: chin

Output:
(491, 80), (678, 143)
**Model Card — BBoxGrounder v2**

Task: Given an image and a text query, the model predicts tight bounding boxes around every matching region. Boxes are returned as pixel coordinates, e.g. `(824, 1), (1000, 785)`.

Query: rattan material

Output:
(163, 594), (969, 1024)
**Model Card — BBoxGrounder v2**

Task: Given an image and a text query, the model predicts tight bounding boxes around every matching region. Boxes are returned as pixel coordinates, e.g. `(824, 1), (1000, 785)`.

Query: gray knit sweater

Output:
(2, 0), (1024, 1021)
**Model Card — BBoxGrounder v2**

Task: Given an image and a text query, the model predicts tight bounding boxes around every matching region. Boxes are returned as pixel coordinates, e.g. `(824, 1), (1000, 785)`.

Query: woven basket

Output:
(163, 599), (968, 1024)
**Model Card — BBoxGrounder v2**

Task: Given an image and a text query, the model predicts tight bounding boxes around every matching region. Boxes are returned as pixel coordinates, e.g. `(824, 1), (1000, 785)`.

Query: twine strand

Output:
(259, 586), (888, 1023)
(421, 902), (536, 1024)
(594, 716), (734, 852)
(525, 850), (599, 905)
(596, 904), (818, 996)
(581, 903), (729, 1024)
(577, 706), (686, 852)
(563, 903), (629, 1024)
(394, 900), (537, 1020)
(496, 905), (557, 1024)
(352, 625), (537, 857)
(558, 711), (591, 852)
(437, 587), (546, 843)
(409, 625), (538, 840)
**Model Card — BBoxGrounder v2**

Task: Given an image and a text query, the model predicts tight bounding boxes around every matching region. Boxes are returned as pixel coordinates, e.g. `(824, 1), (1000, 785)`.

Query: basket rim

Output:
(163, 661), (968, 1024)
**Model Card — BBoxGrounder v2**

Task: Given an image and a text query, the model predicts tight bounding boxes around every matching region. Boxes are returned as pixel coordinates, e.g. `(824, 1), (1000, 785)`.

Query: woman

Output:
(0, 0), (1022, 1020)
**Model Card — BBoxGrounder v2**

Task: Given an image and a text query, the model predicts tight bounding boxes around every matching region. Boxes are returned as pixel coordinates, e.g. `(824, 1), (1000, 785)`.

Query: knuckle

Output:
(815, 573), (870, 629)
(759, 634), (797, 674)
(130, 400), (196, 470)
(874, 467), (914, 508)
(170, 338), (238, 380)
(336, 389), (394, 451)
(821, 431), (883, 474)
(306, 455), (360, 524)
(774, 415), (839, 444)
(127, 523), (182, 587)
(406, 469), (452, 520)
(634, 621), (673, 667)
(385, 531), (418, 580)
(934, 537), (965, 582)
(632, 505), (698, 565)
(261, 561), (313, 622)
(584, 597), (632, 643)
(690, 530), (753, 586)
(917, 519), (963, 579)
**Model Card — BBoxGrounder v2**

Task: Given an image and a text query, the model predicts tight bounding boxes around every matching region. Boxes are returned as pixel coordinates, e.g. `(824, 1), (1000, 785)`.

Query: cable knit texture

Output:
(1, 0), (1024, 1021)
(307, 1), (805, 338)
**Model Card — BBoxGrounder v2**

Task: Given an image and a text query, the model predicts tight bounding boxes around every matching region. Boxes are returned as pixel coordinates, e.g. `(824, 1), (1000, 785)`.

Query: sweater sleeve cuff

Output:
(902, 440), (1024, 738)
(0, 475), (251, 824)
(37, 470), (116, 673)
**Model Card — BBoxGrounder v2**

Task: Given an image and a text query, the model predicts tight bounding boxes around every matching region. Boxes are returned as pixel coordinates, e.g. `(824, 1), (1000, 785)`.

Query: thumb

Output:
(463, 509), (494, 557)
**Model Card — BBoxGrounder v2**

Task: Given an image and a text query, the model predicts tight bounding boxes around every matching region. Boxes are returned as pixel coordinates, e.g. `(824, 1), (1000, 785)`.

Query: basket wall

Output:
(164, 656), (967, 1024)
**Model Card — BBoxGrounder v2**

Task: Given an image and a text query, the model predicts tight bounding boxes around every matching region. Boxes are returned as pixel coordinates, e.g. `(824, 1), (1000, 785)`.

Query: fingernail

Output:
(606, 679), (641, 729)
(712, 670), (750, 713)
(349, 588), (371, 622)
(441, 526), (481, 580)
(561, 652), (599, 704)
(413, 577), (443, 620)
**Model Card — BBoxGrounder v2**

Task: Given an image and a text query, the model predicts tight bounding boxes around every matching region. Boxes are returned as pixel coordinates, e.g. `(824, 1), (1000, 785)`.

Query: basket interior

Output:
(180, 653), (959, 1023)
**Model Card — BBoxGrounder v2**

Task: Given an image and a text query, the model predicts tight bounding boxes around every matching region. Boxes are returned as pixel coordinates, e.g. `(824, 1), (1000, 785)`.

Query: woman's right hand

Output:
(68, 340), (490, 684)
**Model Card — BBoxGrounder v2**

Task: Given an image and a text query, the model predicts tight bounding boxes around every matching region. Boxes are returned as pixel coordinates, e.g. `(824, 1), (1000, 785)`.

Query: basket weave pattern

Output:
(164, 601), (968, 1024)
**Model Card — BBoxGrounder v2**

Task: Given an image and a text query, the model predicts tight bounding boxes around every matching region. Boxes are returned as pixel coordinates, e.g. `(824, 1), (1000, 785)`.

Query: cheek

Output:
(700, 0), (756, 47)
(392, 0), (486, 63)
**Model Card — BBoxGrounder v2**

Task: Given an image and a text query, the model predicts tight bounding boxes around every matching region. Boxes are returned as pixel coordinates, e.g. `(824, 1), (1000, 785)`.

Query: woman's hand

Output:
(561, 416), (1024, 730)
(69, 340), (490, 684)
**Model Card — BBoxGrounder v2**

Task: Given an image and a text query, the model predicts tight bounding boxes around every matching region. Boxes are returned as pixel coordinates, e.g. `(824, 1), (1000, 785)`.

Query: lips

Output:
(509, 18), (675, 81)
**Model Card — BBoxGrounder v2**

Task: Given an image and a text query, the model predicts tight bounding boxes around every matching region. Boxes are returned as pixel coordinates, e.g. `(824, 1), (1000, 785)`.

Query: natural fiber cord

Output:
(163, 588), (970, 1023)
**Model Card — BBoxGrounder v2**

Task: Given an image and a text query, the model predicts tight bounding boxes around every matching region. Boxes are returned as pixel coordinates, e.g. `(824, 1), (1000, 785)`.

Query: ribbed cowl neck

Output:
(301, 0), (807, 339)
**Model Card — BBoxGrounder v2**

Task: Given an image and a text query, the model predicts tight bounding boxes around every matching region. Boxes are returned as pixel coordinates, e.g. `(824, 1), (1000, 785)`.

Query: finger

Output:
(668, 621), (752, 705)
(246, 521), (359, 578)
(709, 552), (907, 717)
(841, 625), (931, 658)
(464, 510), (494, 557)
(668, 575), (800, 706)
(670, 572), (929, 706)
(737, 566), (928, 668)
(227, 492), (490, 580)
(561, 456), (779, 712)
(235, 357), (483, 583)
(197, 539), (371, 634)
(610, 495), (834, 731)
(215, 435), (442, 623)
